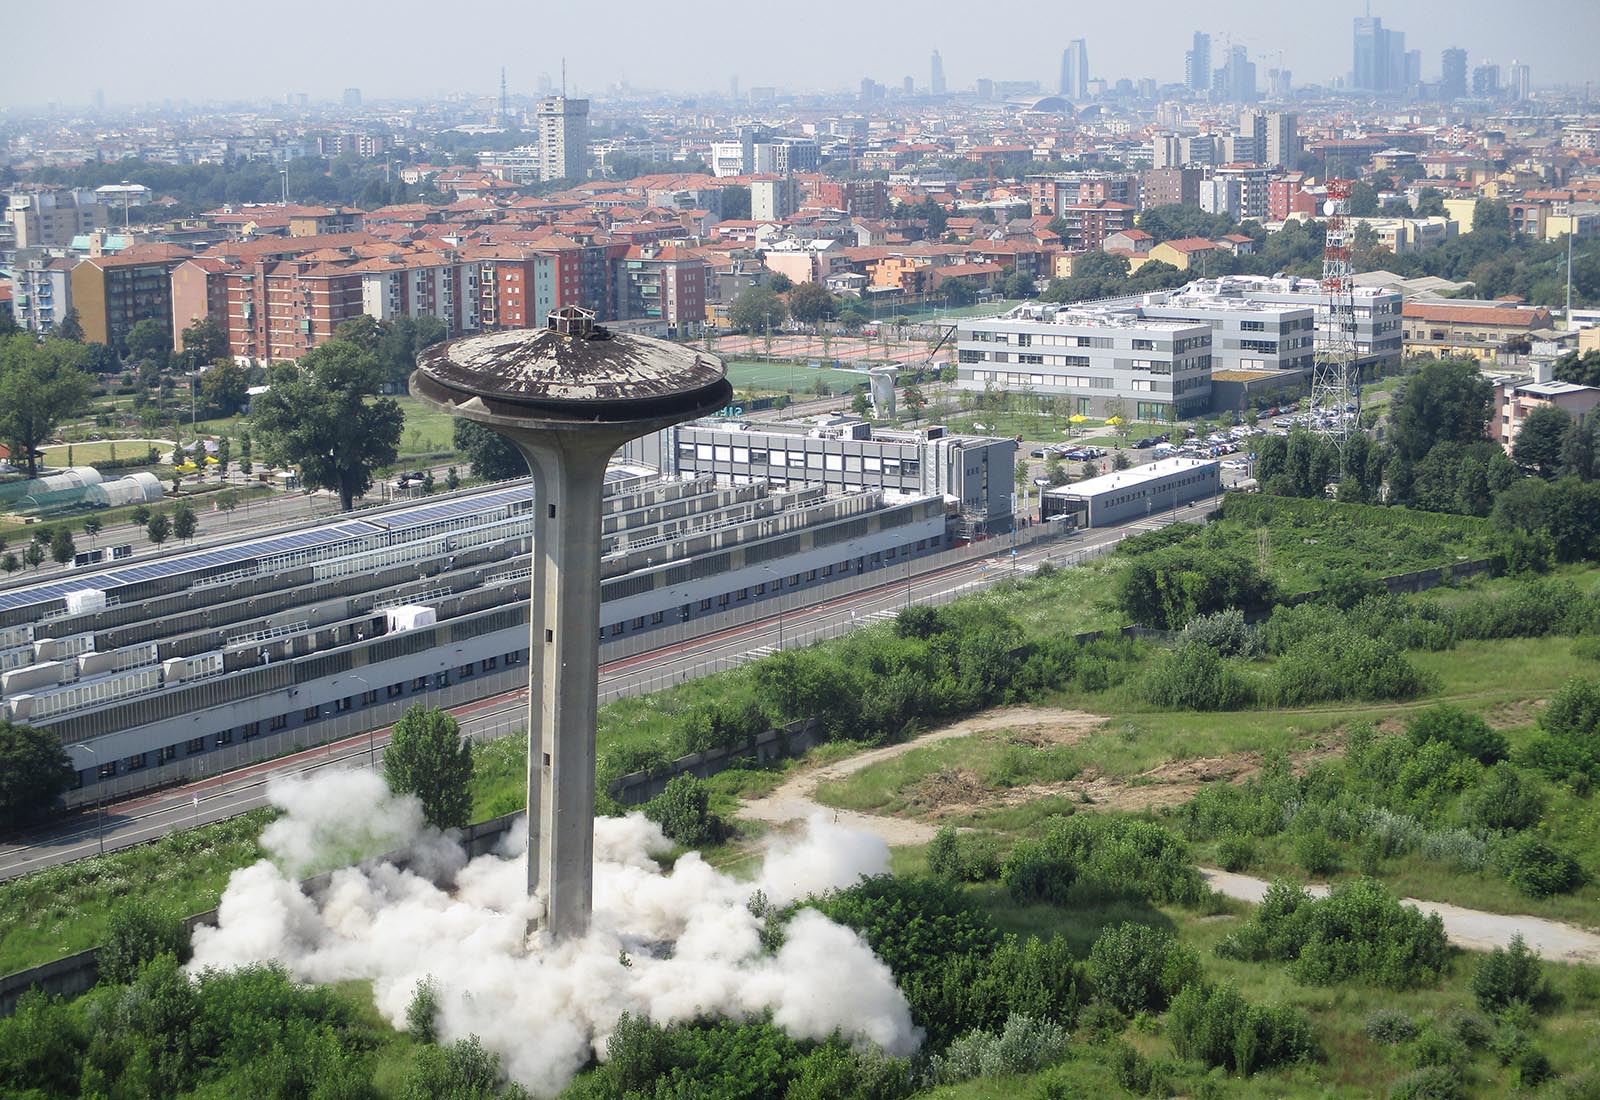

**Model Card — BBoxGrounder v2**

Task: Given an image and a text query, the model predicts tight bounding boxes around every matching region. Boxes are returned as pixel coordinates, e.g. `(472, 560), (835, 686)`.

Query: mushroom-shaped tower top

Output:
(411, 307), (729, 425)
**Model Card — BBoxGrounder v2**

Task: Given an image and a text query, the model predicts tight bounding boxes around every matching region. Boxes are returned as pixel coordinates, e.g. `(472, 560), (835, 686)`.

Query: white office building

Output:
(957, 305), (1214, 422)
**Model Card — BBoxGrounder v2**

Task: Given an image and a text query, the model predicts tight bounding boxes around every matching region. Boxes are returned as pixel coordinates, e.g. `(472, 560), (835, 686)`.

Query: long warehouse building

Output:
(0, 471), (948, 804)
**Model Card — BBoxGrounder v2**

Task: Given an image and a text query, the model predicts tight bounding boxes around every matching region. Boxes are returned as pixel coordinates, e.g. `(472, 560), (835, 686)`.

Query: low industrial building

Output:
(629, 418), (1018, 538)
(1041, 457), (1220, 527)
(0, 472), (948, 803)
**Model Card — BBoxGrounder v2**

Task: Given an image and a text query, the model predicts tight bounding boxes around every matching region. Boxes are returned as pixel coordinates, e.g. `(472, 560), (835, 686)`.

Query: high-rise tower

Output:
(1060, 39), (1088, 100)
(930, 50), (946, 95)
(1185, 32), (1212, 93)
(412, 309), (731, 939)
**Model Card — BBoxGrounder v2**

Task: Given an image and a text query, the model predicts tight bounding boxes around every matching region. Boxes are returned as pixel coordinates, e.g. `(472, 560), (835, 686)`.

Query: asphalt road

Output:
(0, 498), (1220, 882)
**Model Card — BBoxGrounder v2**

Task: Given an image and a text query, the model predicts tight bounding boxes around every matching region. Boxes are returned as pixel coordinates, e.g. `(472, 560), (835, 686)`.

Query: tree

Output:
(99, 900), (188, 985)
(146, 511), (171, 545)
(54, 308), (84, 343)
(1389, 359), (1493, 462)
(444, 466), (460, 492)
(49, 528), (74, 566)
(172, 502), (198, 542)
(214, 437), (231, 480)
(200, 360), (248, 416)
(0, 335), (91, 477)
(83, 514), (102, 544)
(125, 318), (170, 367)
(0, 553), (15, 575)
(1473, 199), (1511, 233)
(22, 543), (44, 572)
(0, 719), (74, 830)
(251, 339), (404, 510)
(180, 316), (228, 366)
(81, 342), (121, 374)
(903, 385), (927, 422)
(768, 271), (794, 294)
(1560, 417), (1598, 481)
(239, 430), (252, 476)
(728, 287), (787, 334)
(850, 391), (871, 417)
(1513, 403), (1571, 479)
(453, 420), (527, 481)
(215, 490), (238, 515)
(384, 705), (472, 829)
(787, 281), (837, 324)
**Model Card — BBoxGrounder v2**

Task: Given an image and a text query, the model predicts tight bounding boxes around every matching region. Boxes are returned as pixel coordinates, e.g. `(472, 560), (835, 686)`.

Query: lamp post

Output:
(761, 565), (785, 651)
(81, 745), (105, 856)
(343, 673), (373, 765)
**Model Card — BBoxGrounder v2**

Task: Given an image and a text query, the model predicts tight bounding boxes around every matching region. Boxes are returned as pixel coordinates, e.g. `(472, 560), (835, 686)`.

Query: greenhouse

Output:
(84, 472), (166, 509)
(7, 467), (105, 511)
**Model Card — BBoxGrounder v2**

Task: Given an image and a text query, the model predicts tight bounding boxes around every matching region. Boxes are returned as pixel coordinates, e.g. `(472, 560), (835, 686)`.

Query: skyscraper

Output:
(1220, 45), (1257, 103)
(1185, 32), (1212, 93)
(1060, 39), (1089, 101)
(1353, 16), (1407, 93)
(1441, 48), (1468, 99)
(930, 50), (946, 95)
(1508, 61), (1532, 101)
(535, 96), (590, 182)
(1472, 63), (1501, 98)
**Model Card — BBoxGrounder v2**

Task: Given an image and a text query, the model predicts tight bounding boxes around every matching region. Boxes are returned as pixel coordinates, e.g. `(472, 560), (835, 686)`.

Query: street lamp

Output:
(343, 673), (373, 765)
(761, 565), (785, 651)
(80, 744), (105, 856)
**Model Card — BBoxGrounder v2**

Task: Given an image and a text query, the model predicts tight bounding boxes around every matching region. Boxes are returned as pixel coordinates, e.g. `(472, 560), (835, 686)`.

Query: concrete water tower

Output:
(412, 307), (731, 938)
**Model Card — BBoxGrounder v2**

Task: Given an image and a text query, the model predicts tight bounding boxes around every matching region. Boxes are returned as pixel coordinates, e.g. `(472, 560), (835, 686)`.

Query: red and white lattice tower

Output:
(1311, 179), (1359, 466)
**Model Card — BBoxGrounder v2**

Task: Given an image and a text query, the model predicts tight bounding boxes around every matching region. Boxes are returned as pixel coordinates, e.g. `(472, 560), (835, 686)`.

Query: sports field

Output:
(725, 360), (868, 395)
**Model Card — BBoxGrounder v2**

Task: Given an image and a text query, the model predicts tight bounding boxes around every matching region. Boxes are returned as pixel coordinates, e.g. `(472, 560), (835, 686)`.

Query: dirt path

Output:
(739, 708), (1600, 963)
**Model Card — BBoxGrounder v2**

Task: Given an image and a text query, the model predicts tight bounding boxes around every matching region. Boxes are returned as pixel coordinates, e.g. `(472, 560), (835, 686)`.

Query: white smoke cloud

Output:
(189, 771), (917, 1097)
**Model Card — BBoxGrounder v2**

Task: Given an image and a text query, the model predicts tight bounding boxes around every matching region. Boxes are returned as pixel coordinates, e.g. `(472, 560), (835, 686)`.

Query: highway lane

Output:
(0, 497), (1218, 882)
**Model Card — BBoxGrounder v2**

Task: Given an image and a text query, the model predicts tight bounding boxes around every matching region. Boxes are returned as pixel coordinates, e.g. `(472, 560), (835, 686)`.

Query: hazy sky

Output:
(3, 0), (1596, 108)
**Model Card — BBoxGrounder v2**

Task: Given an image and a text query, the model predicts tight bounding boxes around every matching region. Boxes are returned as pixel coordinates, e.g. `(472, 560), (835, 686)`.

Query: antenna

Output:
(562, 58), (567, 98)
(500, 67), (509, 121)
(1311, 177), (1358, 474)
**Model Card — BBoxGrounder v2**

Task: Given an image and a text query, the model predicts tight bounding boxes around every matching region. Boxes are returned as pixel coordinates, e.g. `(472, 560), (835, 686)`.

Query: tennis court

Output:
(726, 360), (868, 395)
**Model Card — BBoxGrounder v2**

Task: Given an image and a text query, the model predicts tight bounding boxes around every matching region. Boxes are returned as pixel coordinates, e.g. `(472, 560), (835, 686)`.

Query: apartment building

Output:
(351, 252), (480, 336)
(69, 243), (194, 351)
(534, 96), (591, 182)
(9, 254), (76, 334)
(1213, 164), (1271, 220)
(4, 188), (107, 249)
(618, 244), (706, 338)
(1494, 378), (1600, 451)
(1141, 167), (1202, 208)
(957, 304), (1213, 421)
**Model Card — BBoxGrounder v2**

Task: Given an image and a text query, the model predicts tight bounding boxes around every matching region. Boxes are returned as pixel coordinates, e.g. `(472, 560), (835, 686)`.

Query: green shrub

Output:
(406, 976), (439, 1044)
(1002, 815), (1209, 908)
(1405, 705), (1509, 764)
(98, 899), (189, 986)
(1520, 676), (1600, 781)
(926, 826), (1002, 883)
(1471, 934), (1543, 1013)
(1141, 642), (1254, 711)
(1364, 1009), (1419, 1045)
(643, 775), (726, 847)
(1270, 628), (1429, 705)
(1167, 982), (1316, 1075)
(1460, 763), (1544, 832)
(1180, 608), (1261, 657)
(1115, 545), (1274, 630)
(1088, 923), (1202, 1015)
(1218, 833), (1256, 872)
(1497, 834), (1584, 897)
(1387, 1065), (1464, 1100)
(1574, 635), (1600, 661)
(926, 1013), (1070, 1085)
(1293, 827), (1339, 877)
(1109, 1040), (1157, 1094)
(1217, 878), (1449, 990)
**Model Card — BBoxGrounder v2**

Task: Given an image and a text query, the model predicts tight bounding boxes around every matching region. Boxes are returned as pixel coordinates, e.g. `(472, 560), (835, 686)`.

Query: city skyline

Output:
(2, 0), (1596, 109)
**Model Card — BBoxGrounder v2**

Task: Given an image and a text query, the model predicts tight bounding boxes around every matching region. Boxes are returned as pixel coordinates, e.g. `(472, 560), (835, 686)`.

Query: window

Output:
(651, 610), (664, 624)
(737, 588), (749, 600)
(481, 656), (497, 672)
(700, 597), (713, 610)
(304, 706), (321, 721)
(506, 651), (522, 665)
(718, 593), (730, 606)
(97, 761), (117, 779)
(126, 753), (148, 771)
(1133, 338), (1154, 350)
(388, 682), (405, 698)
(459, 664), (474, 678)
(412, 676), (429, 691)
(336, 696), (353, 712)
(362, 689), (379, 705)
(158, 745), (177, 764)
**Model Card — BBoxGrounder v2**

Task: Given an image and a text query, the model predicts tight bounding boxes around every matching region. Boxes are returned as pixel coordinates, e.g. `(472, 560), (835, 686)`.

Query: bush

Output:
(1270, 628), (1429, 705)
(1521, 676), (1600, 781)
(1405, 705), (1509, 764)
(1167, 982), (1316, 1075)
(1002, 815), (1209, 908)
(1513, 1046), (1556, 1088)
(1293, 827), (1339, 877)
(643, 775), (726, 847)
(1141, 642), (1254, 711)
(1218, 878), (1449, 990)
(99, 900), (189, 985)
(1497, 834), (1584, 897)
(1364, 1009), (1419, 1045)
(1388, 1065), (1464, 1100)
(1116, 545), (1274, 630)
(1471, 934), (1543, 1014)
(1218, 833), (1256, 872)
(926, 1013), (1070, 1085)
(406, 976), (439, 1044)
(1460, 763), (1544, 832)
(1088, 922), (1201, 1015)
(1180, 608), (1261, 657)
(926, 826), (1002, 882)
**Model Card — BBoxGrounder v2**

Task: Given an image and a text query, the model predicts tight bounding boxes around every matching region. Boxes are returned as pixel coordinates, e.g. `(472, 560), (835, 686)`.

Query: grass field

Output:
(725, 360), (869, 395)
(36, 438), (175, 465)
